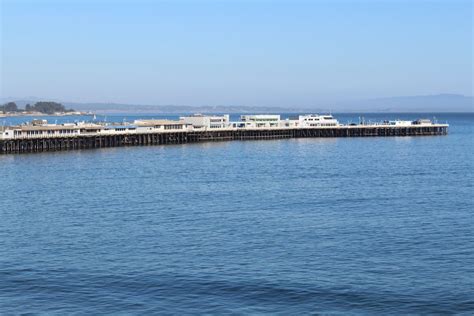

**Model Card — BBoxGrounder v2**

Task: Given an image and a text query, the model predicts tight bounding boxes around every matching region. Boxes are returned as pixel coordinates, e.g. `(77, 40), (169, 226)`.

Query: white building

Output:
(134, 119), (192, 132)
(180, 114), (230, 129)
(0, 121), (102, 139)
(280, 118), (300, 128)
(387, 120), (412, 126)
(298, 114), (339, 127)
(239, 115), (280, 128)
(413, 119), (432, 125)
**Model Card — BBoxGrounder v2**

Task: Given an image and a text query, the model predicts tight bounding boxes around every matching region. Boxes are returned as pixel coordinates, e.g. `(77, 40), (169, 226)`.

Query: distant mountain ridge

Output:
(64, 103), (292, 114)
(0, 100), (299, 114)
(340, 94), (473, 112)
(1, 94), (472, 113)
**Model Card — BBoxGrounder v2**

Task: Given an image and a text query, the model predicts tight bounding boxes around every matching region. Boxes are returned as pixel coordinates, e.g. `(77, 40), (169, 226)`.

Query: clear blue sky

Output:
(1, 0), (472, 106)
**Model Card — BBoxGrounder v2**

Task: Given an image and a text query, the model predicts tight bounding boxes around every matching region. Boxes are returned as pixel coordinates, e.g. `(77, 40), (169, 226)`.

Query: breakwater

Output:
(0, 125), (448, 154)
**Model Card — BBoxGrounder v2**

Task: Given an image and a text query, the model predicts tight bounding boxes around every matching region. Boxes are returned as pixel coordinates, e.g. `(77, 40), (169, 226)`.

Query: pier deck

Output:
(0, 124), (448, 154)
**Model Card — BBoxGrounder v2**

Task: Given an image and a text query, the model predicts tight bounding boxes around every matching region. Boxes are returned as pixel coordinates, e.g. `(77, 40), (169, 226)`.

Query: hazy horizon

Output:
(1, 93), (472, 113)
(1, 0), (473, 108)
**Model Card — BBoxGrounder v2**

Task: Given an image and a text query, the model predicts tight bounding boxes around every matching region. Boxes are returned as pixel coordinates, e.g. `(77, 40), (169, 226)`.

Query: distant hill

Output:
(338, 94), (473, 112)
(63, 103), (294, 114)
(0, 98), (294, 113)
(1, 94), (472, 113)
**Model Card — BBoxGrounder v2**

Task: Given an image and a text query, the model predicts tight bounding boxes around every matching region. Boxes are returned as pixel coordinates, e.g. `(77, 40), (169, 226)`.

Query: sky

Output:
(0, 0), (472, 107)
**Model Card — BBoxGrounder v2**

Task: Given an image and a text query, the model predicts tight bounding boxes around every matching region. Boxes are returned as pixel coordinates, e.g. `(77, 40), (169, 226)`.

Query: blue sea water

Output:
(0, 113), (473, 314)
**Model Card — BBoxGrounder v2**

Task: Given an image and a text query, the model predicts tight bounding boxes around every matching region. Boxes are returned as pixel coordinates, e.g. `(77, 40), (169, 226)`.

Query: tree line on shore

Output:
(0, 101), (75, 114)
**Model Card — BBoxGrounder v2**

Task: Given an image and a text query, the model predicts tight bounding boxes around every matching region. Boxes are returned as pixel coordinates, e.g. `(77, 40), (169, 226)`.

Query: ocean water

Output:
(0, 113), (473, 314)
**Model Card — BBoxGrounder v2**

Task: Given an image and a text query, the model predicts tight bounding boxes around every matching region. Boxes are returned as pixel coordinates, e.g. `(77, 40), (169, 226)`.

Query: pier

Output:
(0, 124), (448, 155)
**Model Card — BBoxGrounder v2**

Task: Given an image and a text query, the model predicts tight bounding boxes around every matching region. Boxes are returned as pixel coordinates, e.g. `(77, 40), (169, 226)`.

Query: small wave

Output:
(1, 269), (472, 314)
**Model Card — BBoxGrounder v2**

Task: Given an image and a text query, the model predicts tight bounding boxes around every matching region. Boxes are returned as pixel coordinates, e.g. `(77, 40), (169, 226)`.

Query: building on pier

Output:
(413, 119), (433, 125)
(0, 122), (103, 139)
(388, 120), (413, 126)
(180, 114), (230, 129)
(280, 114), (339, 128)
(101, 124), (137, 134)
(239, 115), (281, 128)
(298, 114), (339, 127)
(134, 119), (192, 132)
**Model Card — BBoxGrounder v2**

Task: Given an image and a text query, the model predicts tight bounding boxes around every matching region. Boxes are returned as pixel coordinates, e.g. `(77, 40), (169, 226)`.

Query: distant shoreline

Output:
(71, 110), (474, 115)
(0, 111), (94, 118)
(1, 110), (472, 118)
